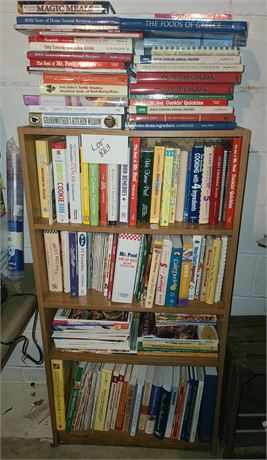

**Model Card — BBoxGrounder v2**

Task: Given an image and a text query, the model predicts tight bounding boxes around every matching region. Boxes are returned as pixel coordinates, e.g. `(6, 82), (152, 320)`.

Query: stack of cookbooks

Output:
(138, 312), (219, 355)
(15, 1), (142, 129)
(125, 13), (248, 130)
(52, 308), (139, 353)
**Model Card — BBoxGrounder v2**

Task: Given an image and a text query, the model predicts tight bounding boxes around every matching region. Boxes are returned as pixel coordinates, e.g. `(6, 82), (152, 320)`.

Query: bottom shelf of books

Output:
(51, 358), (218, 446)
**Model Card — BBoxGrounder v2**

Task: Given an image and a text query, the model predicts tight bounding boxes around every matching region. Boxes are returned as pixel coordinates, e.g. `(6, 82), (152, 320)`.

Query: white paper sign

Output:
(81, 134), (129, 165)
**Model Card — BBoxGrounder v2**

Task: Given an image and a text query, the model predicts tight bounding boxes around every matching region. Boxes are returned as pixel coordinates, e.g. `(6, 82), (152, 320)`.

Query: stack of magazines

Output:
(138, 312), (219, 354)
(52, 309), (139, 353)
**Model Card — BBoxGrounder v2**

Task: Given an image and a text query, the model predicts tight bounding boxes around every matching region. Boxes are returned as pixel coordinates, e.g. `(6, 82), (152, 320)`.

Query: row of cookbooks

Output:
(15, 2), (248, 130)
(36, 135), (241, 228)
(51, 358), (218, 443)
(52, 309), (218, 354)
(44, 230), (228, 306)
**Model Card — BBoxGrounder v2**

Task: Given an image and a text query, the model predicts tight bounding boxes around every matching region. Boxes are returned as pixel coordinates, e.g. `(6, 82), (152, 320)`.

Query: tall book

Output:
(100, 163), (107, 225)
(112, 233), (141, 303)
(188, 235), (203, 301)
(199, 143), (214, 224)
(35, 135), (60, 218)
(80, 147), (90, 225)
(107, 164), (119, 225)
(178, 235), (193, 306)
(51, 140), (69, 223)
(197, 367), (218, 442)
(155, 236), (172, 305)
(138, 366), (155, 431)
(188, 142), (204, 223)
(122, 365), (139, 433)
(164, 366), (180, 438)
(208, 143), (224, 225)
(116, 364), (133, 430)
(104, 364), (121, 431)
(150, 145), (165, 224)
(110, 363), (127, 430)
(51, 359), (70, 431)
(145, 236), (163, 308)
(218, 144), (229, 221)
(169, 147), (181, 224)
(137, 149), (153, 223)
(44, 230), (63, 293)
(60, 230), (70, 293)
(89, 163), (99, 226)
(66, 135), (82, 224)
(94, 363), (114, 431)
(175, 149), (188, 222)
(154, 366), (173, 439)
(183, 151), (192, 221)
(66, 362), (86, 432)
(119, 152), (131, 224)
(199, 236), (214, 302)
(224, 137), (242, 228)
(215, 235), (228, 302)
(165, 235), (183, 307)
(129, 137), (140, 226)
(77, 231), (87, 296)
(189, 366), (205, 442)
(194, 236), (207, 300)
(145, 366), (163, 434)
(205, 237), (222, 304)
(160, 147), (175, 226)
(129, 365), (147, 436)
(69, 231), (78, 297)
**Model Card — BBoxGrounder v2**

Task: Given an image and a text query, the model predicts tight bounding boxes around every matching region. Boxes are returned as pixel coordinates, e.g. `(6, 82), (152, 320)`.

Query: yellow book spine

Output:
(150, 146), (165, 224)
(94, 369), (113, 431)
(160, 148), (174, 226)
(51, 359), (66, 431)
(35, 139), (51, 218)
(206, 238), (222, 305)
(80, 147), (90, 225)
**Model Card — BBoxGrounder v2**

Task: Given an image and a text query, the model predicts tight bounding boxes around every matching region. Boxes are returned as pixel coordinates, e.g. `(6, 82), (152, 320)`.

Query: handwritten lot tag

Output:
(81, 134), (128, 165)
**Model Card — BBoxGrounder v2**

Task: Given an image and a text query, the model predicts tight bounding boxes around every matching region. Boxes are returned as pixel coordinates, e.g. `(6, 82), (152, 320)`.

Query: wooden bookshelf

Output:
(18, 125), (251, 453)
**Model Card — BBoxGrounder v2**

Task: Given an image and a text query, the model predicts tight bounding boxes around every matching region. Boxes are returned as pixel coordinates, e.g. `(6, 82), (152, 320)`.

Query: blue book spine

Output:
(120, 18), (247, 33)
(188, 145), (204, 224)
(154, 388), (172, 439)
(148, 384), (163, 417)
(165, 245), (183, 306)
(180, 369), (196, 441)
(197, 371), (218, 442)
(69, 231), (78, 298)
(183, 152), (192, 221)
(127, 122), (237, 131)
(16, 15), (120, 25)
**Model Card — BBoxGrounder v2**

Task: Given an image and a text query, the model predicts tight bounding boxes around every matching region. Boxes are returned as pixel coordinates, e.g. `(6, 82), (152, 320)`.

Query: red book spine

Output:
(43, 72), (128, 85)
(128, 113), (235, 123)
(29, 36), (81, 43)
(129, 83), (234, 95)
(171, 383), (186, 438)
(129, 98), (228, 107)
(100, 164), (107, 226)
(27, 51), (133, 62)
(116, 379), (129, 430)
(224, 137), (242, 229)
(129, 138), (140, 226)
(136, 72), (241, 84)
(29, 58), (125, 70)
(107, 233), (118, 301)
(209, 144), (224, 225)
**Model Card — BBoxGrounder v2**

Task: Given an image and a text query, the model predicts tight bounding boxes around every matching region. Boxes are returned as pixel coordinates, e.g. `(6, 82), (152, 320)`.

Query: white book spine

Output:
(128, 105), (234, 114)
(215, 236), (228, 302)
(119, 154), (130, 223)
(111, 233), (141, 303)
(52, 143), (69, 223)
(199, 145), (214, 224)
(66, 135), (82, 223)
(164, 367), (180, 438)
(155, 237), (172, 305)
(136, 63), (244, 72)
(150, 46), (240, 56)
(45, 162), (56, 225)
(134, 55), (240, 63)
(194, 236), (207, 300)
(60, 231), (70, 293)
(33, 112), (123, 128)
(188, 235), (202, 300)
(28, 105), (125, 115)
(78, 232), (87, 296)
(30, 41), (133, 53)
(108, 164), (119, 224)
(175, 150), (188, 222)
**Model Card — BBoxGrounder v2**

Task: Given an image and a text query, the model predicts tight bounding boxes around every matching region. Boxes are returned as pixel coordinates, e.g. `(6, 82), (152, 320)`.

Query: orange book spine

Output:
(42, 72), (128, 86)
(116, 380), (129, 430)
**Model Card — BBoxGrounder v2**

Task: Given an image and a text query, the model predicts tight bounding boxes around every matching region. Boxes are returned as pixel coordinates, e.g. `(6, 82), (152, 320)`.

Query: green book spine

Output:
(137, 150), (154, 223)
(66, 363), (84, 432)
(89, 163), (99, 226)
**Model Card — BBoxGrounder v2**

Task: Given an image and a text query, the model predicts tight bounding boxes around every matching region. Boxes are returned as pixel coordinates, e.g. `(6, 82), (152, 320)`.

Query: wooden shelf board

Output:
(34, 220), (232, 235)
(42, 291), (225, 315)
(19, 125), (246, 138)
(49, 348), (219, 366)
(58, 430), (211, 449)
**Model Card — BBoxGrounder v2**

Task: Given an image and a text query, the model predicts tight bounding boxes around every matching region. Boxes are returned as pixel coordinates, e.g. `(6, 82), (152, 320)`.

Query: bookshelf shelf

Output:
(49, 348), (219, 367)
(18, 124), (251, 453)
(33, 220), (233, 236)
(58, 430), (211, 450)
(42, 291), (225, 315)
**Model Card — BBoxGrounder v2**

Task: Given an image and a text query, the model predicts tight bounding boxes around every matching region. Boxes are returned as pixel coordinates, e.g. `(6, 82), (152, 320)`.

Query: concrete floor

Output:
(1, 381), (224, 459)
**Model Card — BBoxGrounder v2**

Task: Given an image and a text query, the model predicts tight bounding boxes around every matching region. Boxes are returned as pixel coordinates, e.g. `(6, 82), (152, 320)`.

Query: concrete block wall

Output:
(0, 0), (266, 380)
